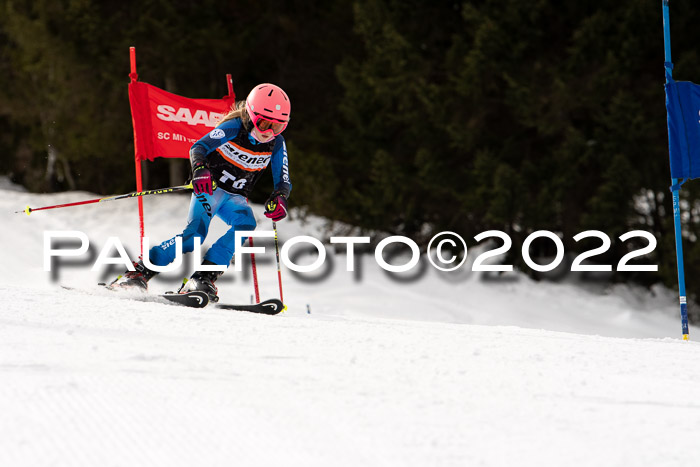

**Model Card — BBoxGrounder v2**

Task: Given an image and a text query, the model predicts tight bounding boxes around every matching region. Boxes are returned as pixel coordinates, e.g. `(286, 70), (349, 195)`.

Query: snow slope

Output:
(1, 182), (699, 466)
(0, 183), (688, 338)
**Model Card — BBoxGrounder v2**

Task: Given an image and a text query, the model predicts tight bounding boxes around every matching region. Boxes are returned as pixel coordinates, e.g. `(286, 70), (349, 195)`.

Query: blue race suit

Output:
(148, 117), (291, 267)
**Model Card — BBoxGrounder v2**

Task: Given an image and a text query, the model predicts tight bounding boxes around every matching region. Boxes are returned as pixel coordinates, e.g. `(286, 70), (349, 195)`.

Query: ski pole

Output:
(15, 182), (203, 215)
(249, 236), (261, 303)
(272, 221), (284, 303)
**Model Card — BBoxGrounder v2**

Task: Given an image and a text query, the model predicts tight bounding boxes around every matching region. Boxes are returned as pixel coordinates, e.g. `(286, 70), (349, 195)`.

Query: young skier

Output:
(110, 83), (291, 301)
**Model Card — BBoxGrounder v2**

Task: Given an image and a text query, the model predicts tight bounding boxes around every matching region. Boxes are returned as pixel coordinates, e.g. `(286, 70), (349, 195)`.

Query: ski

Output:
(161, 291), (210, 308)
(64, 285), (284, 315)
(161, 292), (285, 315)
(216, 298), (285, 315)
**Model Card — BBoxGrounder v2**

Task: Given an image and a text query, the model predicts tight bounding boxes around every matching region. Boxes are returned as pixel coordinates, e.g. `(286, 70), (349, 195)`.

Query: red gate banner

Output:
(129, 81), (236, 161)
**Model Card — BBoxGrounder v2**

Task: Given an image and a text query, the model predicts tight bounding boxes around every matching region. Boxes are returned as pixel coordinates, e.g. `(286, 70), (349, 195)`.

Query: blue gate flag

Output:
(665, 79), (700, 179)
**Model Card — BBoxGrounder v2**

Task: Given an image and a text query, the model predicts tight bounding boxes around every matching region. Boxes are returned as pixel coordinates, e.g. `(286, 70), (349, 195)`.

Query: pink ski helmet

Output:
(245, 83), (291, 135)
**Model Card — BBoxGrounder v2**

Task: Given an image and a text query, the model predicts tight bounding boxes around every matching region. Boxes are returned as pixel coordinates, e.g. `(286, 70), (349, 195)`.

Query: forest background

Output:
(2, 0), (700, 315)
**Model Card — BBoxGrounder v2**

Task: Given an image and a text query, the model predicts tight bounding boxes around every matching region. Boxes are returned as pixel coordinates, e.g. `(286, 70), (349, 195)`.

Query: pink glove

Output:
(192, 165), (213, 195)
(264, 192), (288, 221)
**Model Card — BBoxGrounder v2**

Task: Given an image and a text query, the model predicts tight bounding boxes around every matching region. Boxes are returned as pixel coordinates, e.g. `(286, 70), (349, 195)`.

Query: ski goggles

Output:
(251, 113), (288, 136)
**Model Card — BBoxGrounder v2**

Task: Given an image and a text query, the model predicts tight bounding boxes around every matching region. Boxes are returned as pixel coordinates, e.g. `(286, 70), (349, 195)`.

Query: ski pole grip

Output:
(186, 181), (217, 191)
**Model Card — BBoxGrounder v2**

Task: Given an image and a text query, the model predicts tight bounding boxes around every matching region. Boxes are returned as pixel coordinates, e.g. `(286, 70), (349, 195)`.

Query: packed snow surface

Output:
(1, 183), (699, 466)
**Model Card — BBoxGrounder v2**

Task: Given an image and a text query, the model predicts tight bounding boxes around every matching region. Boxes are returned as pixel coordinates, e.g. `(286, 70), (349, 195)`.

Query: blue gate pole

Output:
(663, 0), (690, 340)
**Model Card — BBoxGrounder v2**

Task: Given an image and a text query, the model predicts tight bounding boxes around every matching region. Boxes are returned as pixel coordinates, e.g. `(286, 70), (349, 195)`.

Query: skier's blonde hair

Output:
(217, 101), (252, 130)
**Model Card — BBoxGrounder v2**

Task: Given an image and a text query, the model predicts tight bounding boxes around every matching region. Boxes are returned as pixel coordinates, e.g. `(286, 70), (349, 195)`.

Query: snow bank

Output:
(1, 186), (699, 467)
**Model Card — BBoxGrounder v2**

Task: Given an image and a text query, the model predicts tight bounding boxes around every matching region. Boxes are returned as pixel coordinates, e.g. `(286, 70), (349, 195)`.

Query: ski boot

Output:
(178, 264), (223, 303)
(109, 260), (158, 291)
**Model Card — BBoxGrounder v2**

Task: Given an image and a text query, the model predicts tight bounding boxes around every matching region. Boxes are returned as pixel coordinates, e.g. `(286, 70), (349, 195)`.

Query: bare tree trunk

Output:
(45, 143), (57, 191)
(61, 157), (76, 190)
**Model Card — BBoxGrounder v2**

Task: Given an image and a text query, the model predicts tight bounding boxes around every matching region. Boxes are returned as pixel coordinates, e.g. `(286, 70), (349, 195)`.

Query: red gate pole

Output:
(226, 74), (260, 301)
(130, 46), (145, 257)
(226, 74), (235, 99)
(249, 237), (261, 303)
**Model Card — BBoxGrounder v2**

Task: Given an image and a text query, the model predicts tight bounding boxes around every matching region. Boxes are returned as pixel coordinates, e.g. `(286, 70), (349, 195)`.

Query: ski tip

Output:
(215, 298), (284, 315)
(262, 299), (285, 315)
